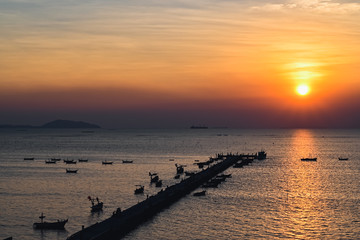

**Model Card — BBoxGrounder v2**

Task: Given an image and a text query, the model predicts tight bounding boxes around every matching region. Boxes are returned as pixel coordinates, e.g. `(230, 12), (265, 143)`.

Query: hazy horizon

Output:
(1, 0), (359, 128)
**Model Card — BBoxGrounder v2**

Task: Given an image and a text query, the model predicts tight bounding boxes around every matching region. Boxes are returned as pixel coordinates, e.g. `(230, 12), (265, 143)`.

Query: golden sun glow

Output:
(296, 84), (310, 96)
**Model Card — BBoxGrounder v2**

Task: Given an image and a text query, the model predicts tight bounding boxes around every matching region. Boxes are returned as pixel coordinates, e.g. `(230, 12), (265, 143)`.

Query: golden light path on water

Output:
(0, 129), (360, 240)
(282, 130), (324, 238)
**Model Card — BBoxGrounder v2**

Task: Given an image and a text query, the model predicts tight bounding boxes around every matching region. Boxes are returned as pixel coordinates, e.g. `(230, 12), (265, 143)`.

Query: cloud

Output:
(251, 0), (360, 14)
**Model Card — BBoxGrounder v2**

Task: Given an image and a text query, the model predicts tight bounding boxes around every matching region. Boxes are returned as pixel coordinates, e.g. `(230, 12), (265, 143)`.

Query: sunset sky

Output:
(1, 0), (359, 128)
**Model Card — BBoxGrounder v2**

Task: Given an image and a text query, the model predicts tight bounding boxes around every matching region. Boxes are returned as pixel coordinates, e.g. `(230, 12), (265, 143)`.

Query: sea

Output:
(0, 128), (359, 240)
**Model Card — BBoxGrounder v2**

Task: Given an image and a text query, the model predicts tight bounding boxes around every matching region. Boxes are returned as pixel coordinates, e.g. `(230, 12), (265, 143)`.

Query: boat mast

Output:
(39, 213), (45, 223)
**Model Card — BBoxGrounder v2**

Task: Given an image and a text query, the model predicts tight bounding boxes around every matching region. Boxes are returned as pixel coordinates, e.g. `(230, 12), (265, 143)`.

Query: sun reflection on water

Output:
(279, 129), (329, 239)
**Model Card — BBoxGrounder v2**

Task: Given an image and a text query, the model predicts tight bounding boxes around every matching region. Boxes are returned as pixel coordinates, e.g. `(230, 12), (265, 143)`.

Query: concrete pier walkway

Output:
(67, 153), (258, 240)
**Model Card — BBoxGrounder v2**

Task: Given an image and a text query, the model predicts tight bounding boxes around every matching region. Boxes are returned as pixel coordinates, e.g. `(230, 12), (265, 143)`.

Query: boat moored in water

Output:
(155, 179), (163, 187)
(45, 160), (56, 164)
(338, 157), (349, 161)
(193, 190), (206, 196)
(24, 157), (34, 160)
(78, 159), (88, 162)
(175, 164), (185, 174)
(102, 160), (113, 165)
(66, 168), (78, 173)
(88, 196), (103, 212)
(149, 172), (159, 183)
(301, 157), (317, 161)
(134, 185), (144, 194)
(33, 213), (68, 230)
(122, 160), (133, 164)
(64, 159), (77, 164)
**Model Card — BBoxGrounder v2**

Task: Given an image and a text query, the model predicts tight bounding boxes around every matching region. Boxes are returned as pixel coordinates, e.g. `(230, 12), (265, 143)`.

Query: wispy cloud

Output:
(251, 0), (360, 14)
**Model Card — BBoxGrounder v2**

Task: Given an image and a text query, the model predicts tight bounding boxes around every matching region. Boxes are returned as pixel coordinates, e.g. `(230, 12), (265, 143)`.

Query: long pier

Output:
(67, 153), (262, 240)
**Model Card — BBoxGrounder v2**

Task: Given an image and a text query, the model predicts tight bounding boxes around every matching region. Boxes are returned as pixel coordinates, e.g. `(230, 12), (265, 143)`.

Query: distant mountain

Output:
(41, 120), (101, 128)
(0, 120), (101, 129)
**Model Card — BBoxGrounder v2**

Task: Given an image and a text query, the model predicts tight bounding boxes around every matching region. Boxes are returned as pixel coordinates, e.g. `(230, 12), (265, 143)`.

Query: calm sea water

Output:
(0, 128), (359, 240)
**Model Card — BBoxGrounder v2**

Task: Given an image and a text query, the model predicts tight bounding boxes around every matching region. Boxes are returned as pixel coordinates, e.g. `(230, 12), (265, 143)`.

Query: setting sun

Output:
(296, 84), (310, 96)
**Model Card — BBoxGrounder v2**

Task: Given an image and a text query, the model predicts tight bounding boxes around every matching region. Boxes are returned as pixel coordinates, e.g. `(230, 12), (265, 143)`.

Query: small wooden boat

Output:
(122, 160), (133, 164)
(301, 157), (317, 161)
(45, 160), (56, 164)
(175, 164), (185, 174)
(338, 157), (349, 161)
(78, 159), (88, 162)
(102, 160), (113, 165)
(193, 190), (206, 196)
(64, 159), (77, 164)
(33, 213), (68, 230)
(66, 168), (78, 173)
(134, 185), (144, 194)
(149, 172), (159, 183)
(155, 180), (163, 187)
(24, 157), (34, 160)
(88, 196), (103, 212)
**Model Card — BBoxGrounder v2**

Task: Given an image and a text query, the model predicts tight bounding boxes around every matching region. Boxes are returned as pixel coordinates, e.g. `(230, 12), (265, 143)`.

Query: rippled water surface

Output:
(0, 128), (359, 239)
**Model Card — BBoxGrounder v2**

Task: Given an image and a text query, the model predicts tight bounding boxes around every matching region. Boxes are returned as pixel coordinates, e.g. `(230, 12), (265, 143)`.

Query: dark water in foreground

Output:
(0, 128), (359, 240)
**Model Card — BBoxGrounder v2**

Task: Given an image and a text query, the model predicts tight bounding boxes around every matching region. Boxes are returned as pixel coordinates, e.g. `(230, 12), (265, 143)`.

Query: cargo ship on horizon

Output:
(190, 125), (208, 129)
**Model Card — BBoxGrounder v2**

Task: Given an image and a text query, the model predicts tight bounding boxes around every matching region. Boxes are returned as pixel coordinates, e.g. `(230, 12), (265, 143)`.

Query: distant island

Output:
(190, 125), (208, 129)
(0, 119), (101, 129)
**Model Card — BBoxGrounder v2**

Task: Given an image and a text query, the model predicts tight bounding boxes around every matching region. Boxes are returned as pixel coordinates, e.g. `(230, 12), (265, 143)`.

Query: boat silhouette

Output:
(33, 213), (68, 230)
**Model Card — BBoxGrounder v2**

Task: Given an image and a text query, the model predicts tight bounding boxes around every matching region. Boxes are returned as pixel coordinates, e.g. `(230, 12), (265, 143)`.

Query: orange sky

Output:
(0, 0), (359, 128)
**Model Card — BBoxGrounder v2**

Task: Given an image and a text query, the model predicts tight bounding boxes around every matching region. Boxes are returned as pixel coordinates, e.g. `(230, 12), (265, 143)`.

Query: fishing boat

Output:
(33, 213), (68, 230)
(134, 185), (144, 194)
(149, 172), (159, 183)
(88, 196), (103, 212)
(66, 168), (78, 173)
(78, 159), (88, 162)
(155, 179), (163, 187)
(301, 157), (317, 161)
(45, 159), (56, 164)
(338, 157), (349, 161)
(24, 157), (34, 160)
(64, 159), (77, 164)
(193, 190), (206, 196)
(102, 160), (113, 165)
(122, 160), (133, 164)
(175, 164), (185, 174)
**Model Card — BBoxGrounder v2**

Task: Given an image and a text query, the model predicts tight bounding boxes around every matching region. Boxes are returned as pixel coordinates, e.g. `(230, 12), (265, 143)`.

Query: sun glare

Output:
(296, 84), (310, 96)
